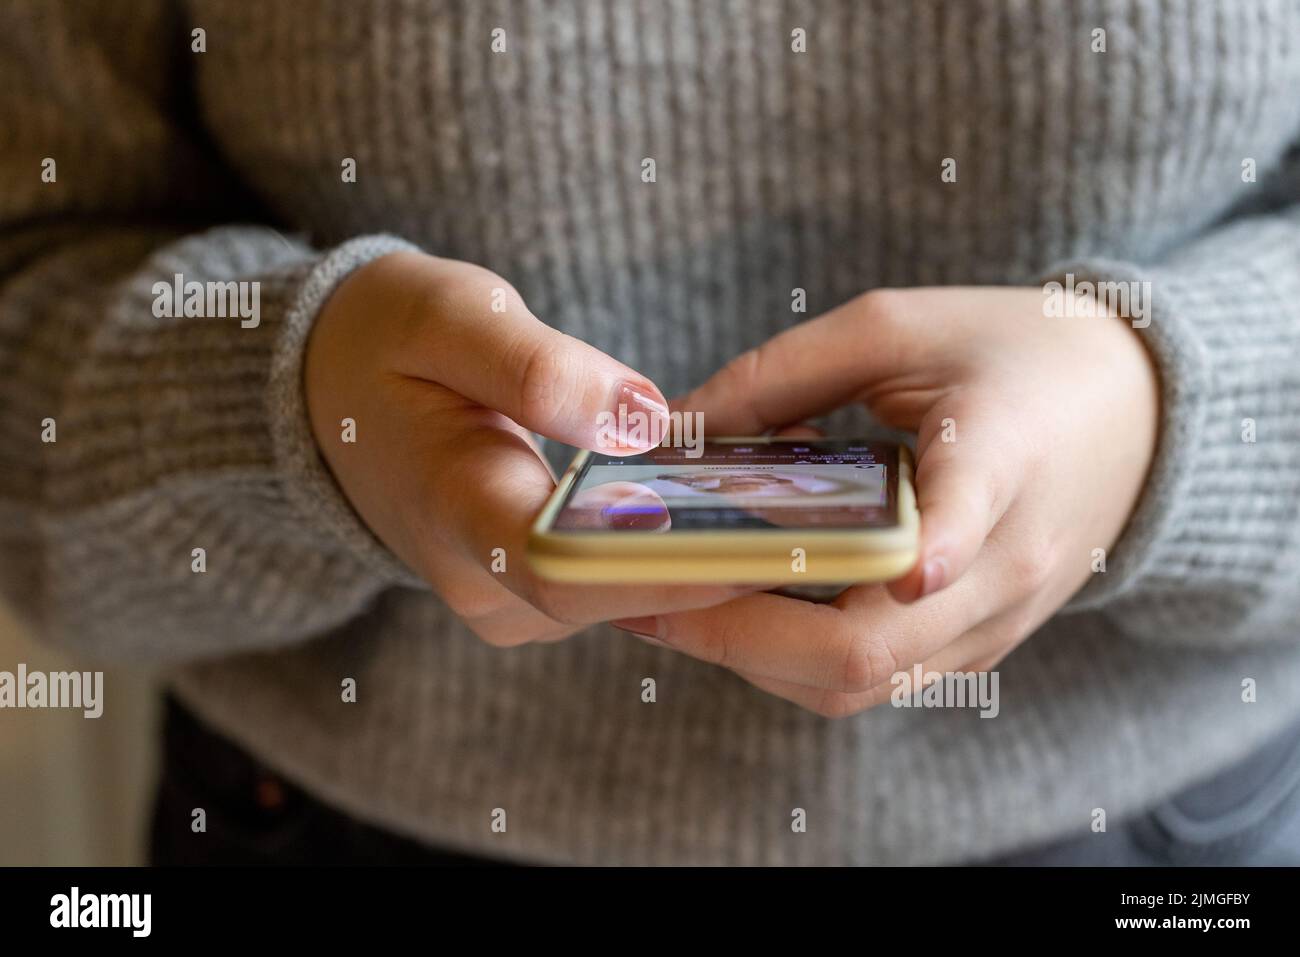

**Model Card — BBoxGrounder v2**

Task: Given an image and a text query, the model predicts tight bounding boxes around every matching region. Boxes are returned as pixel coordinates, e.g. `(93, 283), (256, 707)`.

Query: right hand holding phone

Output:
(303, 251), (750, 645)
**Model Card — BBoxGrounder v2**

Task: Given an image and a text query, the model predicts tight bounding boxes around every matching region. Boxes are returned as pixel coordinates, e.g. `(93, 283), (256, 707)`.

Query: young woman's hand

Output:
(616, 287), (1160, 716)
(304, 251), (749, 645)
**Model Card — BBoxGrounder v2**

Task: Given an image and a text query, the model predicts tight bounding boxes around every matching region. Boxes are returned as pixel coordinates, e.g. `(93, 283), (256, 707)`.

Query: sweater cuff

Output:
(1037, 259), (1214, 613)
(268, 234), (426, 589)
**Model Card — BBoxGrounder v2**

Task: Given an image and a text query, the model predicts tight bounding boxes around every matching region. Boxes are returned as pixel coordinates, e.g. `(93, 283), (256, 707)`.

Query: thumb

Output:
(396, 259), (668, 454)
(887, 405), (1019, 602)
(671, 290), (925, 433)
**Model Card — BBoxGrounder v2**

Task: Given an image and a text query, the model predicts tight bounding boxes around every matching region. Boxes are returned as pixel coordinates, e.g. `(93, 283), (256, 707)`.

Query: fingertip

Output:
(886, 561), (927, 603)
(616, 379), (669, 421)
(909, 485), (992, 601)
(590, 378), (670, 455)
(919, 555), (949, 598)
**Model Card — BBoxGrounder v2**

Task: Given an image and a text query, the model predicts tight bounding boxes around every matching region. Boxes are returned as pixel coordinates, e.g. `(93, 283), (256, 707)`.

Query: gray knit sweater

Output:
(3, 0), (1300, 865)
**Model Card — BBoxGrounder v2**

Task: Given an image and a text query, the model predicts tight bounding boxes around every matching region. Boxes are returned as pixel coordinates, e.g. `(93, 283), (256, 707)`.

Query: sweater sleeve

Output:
(1043, 180), (1300, 649)
(0, 2), (423, 663)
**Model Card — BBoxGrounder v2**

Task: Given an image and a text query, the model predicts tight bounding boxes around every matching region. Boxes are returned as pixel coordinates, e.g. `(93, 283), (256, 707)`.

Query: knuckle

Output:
(703, 614), (745, 669)
(839, 633), (895, 694)
(856, 287), (905, 330)
(516, 337), (579, 427)
(1007, 536), (1056, 595)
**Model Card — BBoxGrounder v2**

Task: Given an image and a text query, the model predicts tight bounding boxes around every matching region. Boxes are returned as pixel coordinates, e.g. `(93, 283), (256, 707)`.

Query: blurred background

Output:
(0, 603), (157, 865)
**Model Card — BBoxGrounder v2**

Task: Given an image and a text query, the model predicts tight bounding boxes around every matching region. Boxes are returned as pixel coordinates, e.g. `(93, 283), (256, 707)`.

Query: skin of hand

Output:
(303, 251), (755, 645)
(614, 287), (1161, 717)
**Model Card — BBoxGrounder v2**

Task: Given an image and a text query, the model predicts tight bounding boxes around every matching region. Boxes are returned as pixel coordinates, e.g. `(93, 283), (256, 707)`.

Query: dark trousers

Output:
(149, 696), (507, 866)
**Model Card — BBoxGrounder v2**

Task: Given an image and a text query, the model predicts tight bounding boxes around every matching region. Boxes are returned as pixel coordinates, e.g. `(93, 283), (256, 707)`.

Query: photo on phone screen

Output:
(551, 440), (900, 532)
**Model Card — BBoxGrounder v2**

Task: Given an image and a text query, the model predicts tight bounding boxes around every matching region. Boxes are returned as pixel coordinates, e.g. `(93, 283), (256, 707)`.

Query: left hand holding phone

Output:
(613, 286), (1160, 716)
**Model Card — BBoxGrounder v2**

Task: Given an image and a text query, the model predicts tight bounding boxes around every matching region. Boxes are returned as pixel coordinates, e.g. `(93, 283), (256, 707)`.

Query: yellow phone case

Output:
(527, 440), (919, 584)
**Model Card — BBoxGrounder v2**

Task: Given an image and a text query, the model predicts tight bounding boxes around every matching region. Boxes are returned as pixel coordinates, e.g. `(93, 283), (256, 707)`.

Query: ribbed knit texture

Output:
(2, 0), (1300, 863)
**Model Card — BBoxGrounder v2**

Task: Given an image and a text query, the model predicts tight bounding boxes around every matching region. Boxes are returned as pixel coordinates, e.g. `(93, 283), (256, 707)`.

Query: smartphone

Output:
(527, 438), (918, 584)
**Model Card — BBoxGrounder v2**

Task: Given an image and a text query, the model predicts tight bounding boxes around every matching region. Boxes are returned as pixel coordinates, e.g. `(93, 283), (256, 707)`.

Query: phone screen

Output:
(550, 440), (899, 532)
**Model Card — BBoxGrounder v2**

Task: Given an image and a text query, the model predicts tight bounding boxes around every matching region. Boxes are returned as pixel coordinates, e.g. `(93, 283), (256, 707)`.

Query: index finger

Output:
(613, 569), (1001, 693)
